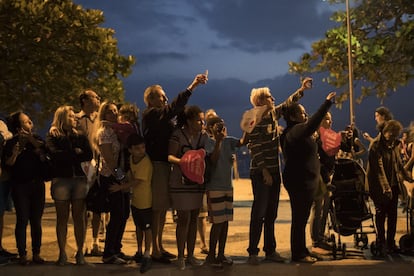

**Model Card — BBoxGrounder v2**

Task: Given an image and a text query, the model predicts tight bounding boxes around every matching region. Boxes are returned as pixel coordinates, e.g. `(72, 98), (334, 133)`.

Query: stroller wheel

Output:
(353, 234), (360, 248)
(361, 234), (369, 248)
(330, 234), (336, 244)
(370, 241), (380, 256)
(354, 233), (368, 249)
(342, 243), (347, 258)
(399, 234), (414, 253)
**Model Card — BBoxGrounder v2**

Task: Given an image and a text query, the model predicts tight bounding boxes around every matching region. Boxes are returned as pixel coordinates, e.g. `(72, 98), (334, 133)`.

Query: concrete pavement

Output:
(1, 179), (414, 275)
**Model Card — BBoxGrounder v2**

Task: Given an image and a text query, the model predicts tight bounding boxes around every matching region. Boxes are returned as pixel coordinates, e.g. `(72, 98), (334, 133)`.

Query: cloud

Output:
(188, 0), (336, 52)
(76, 0), (197, 54)
(136, 52), (189, 66)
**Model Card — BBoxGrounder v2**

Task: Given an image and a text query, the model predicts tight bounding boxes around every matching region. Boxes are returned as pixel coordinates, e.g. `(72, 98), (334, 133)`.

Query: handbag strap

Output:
(95, 154), (101, 185)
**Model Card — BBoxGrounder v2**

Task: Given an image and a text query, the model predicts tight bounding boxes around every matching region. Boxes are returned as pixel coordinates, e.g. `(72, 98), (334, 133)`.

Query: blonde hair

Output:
(90, 101), (118, 152)
(49, 106), (77, 137)
(250, 87), (270, 107)
(143, 85), (162, 107)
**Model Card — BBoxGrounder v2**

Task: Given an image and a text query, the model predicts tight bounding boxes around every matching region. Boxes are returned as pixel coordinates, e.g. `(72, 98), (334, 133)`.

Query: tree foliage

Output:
(0, 0), (135, 126)
(289, 0), (414, 105)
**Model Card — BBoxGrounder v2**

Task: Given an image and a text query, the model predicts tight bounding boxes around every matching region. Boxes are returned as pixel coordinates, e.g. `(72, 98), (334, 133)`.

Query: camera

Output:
(215, 122), (224, 132)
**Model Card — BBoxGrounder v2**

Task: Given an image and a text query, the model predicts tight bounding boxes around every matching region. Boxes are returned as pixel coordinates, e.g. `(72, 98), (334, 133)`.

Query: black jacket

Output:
(281, 100), (333, 192)
(46, 133), (93, 178)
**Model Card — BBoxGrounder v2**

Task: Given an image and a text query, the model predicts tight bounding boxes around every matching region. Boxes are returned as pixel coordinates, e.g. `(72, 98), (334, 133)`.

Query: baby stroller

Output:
(326, 158), (376, 259)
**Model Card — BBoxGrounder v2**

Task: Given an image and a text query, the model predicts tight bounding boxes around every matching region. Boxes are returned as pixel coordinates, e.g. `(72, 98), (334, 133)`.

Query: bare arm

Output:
(404, 144), (414, 172)
(353, 138), (367, 157)
(186, 72), (208, 91)
(274, 77), (313, 116)
(237, 131), (247, 147)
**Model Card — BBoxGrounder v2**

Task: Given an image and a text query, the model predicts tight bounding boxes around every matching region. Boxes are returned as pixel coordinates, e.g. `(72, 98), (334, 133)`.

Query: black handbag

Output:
(86, 178), (110, 213)
(85, 156), (110, 213)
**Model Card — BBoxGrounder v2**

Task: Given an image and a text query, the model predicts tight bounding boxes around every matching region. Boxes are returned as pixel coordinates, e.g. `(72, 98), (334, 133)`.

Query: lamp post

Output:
(346, 0), (355, 125)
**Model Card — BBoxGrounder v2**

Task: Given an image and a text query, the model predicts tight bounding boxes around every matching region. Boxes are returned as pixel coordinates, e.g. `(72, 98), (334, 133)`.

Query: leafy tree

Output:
(289, 0), (414, 105)
(0, 0), (135, 125)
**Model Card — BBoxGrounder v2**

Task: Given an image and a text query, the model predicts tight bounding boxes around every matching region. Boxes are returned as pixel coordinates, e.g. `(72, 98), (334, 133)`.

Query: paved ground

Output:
(1, 179), (414, 275)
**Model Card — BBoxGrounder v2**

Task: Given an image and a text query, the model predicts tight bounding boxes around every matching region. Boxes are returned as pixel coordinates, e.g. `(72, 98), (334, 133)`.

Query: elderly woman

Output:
(280, 92), (336, 263)
(46, 106), (93, 265)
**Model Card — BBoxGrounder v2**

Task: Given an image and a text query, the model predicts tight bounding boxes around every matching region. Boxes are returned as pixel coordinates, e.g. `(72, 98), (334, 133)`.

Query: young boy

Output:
(204, 116), (245, 267)
(109, 133), (152, 273)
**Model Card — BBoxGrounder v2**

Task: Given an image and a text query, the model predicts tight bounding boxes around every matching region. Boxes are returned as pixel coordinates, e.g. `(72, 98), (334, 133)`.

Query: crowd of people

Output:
(0, 73), (414, 272)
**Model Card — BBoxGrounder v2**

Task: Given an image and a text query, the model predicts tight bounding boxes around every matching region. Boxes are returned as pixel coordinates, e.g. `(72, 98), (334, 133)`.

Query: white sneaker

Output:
(177, 257), (185, 270)
(187, 256), (203, 266)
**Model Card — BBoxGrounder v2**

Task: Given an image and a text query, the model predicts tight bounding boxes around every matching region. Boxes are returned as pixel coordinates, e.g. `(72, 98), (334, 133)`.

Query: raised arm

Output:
(274, 77), (313, 117)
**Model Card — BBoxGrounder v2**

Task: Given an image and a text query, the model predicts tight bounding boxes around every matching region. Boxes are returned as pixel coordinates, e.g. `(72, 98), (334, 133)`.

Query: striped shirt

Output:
(247, 88), (304, 175)
(248, 113), (280, 174)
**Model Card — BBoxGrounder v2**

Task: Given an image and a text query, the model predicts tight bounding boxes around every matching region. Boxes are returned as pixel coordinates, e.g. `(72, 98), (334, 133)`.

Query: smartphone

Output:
(305, 79), (312, 88)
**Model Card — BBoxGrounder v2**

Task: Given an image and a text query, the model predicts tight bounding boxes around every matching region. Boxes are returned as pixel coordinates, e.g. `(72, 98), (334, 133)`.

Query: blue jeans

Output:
(247, 172), (281, 256)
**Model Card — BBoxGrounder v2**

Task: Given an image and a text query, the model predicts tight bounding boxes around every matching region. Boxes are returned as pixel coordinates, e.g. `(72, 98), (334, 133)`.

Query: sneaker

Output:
(32, 254), (45, 264)
(56, 253), (67, 266)
(204, 255), (223, 268)
(117, 252), (133, 261)
(161, 250), (176, 259)
(217, 254), (233, 265)
(187, 255), (203, 266)
(387, 244), (400, 254)
(0, 255), (10, 266)
(177, 257), (185, 270)
(200, 247), (209, 255)
(19, 255), (30, 266)
(247, 255), (260, 265)
(313, 241), (333, 251)
(265, 252), (287, 263)
(134, 252), (143, 263)
(102, 255), (127, 264)
(0, 249), (18, 258)
(293, 255), (317, 263)
(75, 251), (86, 265)
(91, 244), (103, 256)
(151, 255), (171, 264)
(140, 257), (152, 273)
(309, 252), (324, 261)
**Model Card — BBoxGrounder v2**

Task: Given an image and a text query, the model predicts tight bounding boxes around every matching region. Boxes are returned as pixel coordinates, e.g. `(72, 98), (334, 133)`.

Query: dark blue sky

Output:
(74, 0), (414, 140)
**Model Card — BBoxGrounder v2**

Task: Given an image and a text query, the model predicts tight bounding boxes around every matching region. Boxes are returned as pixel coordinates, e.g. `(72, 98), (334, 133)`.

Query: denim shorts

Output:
(51, 177), (88, 201)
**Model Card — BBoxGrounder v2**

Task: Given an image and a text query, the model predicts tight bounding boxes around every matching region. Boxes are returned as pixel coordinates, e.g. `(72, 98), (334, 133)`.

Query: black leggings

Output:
(12, 180), (45, 257)
(100, 175), (130, 258)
